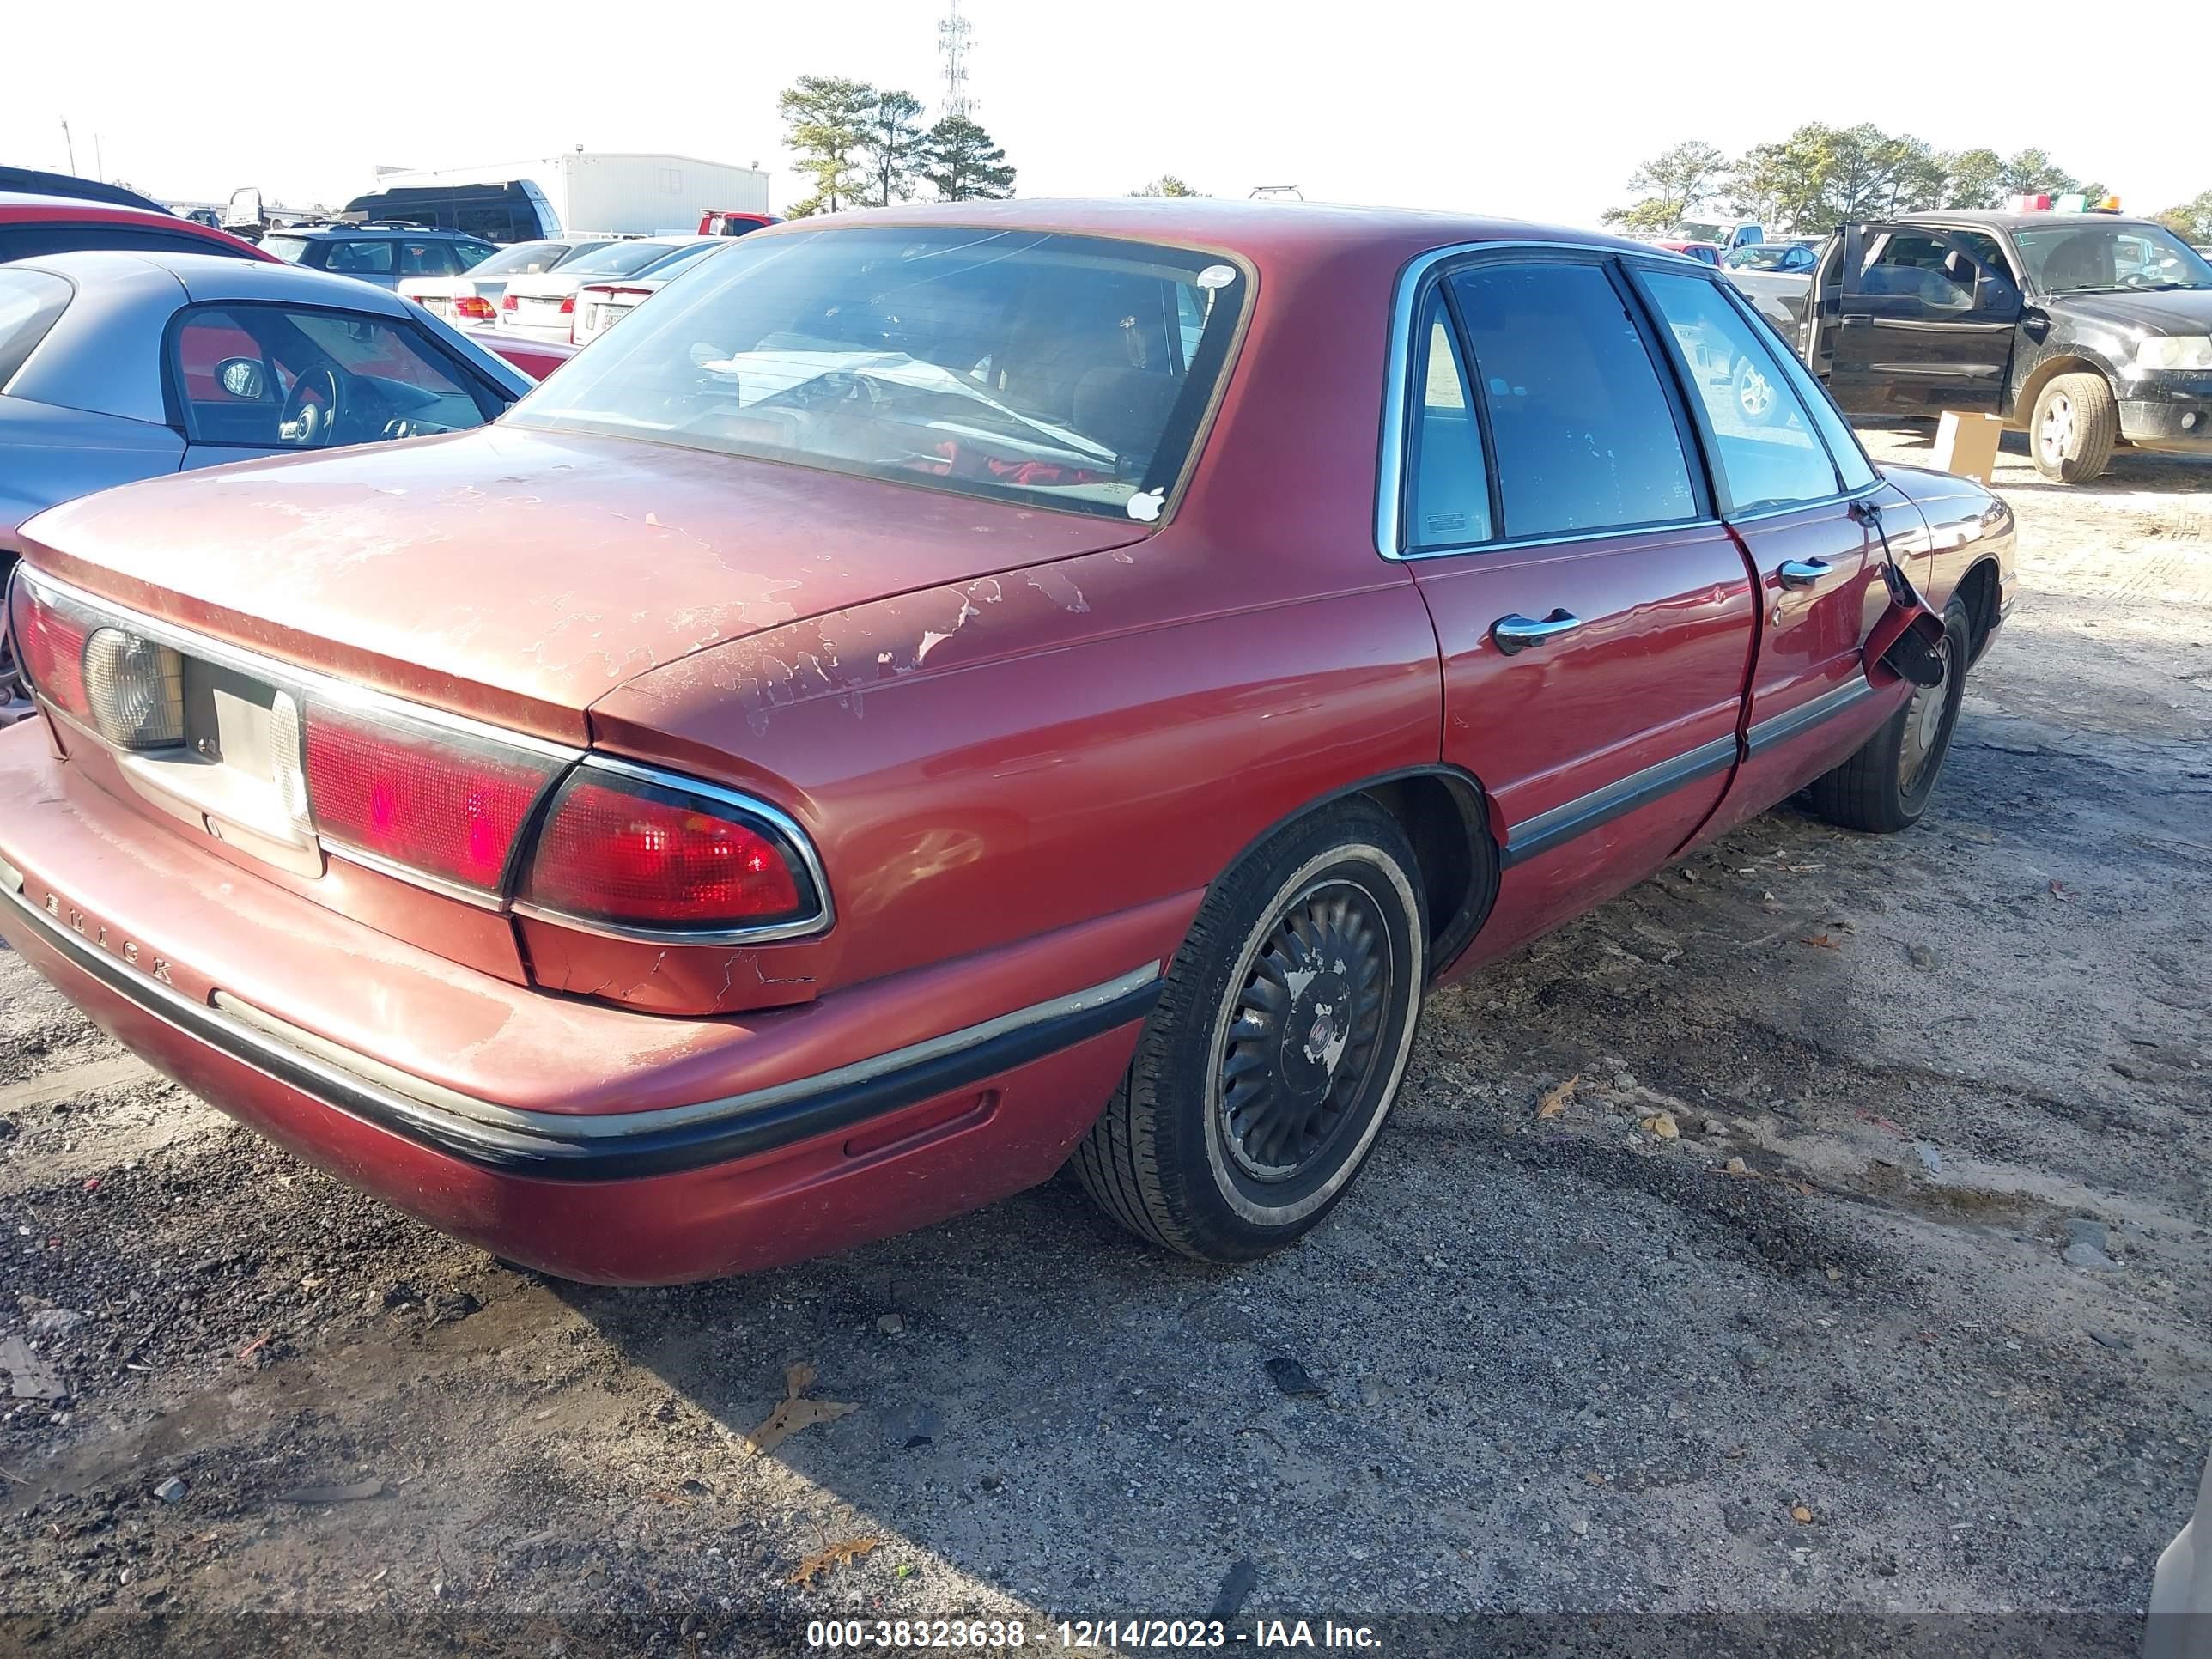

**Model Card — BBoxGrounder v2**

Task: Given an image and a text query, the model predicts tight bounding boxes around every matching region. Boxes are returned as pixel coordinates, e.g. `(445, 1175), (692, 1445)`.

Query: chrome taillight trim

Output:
(509, 753), (836, 946)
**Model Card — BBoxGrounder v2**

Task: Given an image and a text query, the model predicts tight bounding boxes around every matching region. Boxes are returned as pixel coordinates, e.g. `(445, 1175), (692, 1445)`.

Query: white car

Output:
(570, 243), (733, 345)
(495, 238), (721, 343)
(398, 236), (613, 327)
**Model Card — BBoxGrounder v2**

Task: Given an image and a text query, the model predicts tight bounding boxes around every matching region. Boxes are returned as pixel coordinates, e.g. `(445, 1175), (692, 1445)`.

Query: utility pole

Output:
(94, 134), (105, 183)
(61, 119), (75, 173)
(937, 0), (975, 121)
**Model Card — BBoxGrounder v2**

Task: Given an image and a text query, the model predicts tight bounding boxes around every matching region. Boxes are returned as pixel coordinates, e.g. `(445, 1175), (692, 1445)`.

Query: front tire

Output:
(2031, 371), (2118, 483)
(1731, 354), (1781, 426)
(1806, 595), (1972, 834)
(1073, 800), (1426, 1262)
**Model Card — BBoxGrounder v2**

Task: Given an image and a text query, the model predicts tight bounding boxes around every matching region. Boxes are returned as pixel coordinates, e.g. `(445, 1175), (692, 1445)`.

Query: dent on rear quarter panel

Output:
(582, 533), (1446, 1004)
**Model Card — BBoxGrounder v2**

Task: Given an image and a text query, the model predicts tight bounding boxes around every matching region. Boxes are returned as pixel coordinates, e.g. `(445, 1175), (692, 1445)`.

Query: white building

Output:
(362, 152), (771, 237)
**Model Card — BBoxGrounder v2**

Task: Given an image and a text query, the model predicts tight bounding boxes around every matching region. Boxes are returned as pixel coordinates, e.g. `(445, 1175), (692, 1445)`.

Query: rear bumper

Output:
(0, 727), (1176, 1281)
(0, 862), (1153, 1181)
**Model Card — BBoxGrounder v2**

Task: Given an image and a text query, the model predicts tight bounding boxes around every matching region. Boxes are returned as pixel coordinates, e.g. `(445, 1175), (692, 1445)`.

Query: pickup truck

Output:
(1726, 210), (2212, 483)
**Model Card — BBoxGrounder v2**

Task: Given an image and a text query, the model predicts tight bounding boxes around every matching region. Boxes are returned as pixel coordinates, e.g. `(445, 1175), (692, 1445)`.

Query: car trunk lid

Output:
(16, 425), (1151, 743)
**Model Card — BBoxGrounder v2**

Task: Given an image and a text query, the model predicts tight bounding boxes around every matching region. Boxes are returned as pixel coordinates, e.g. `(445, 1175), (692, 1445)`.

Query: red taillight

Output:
(9, 575), (93, 720)
(453, 295), (495, 322)
(304, 705), (561, 893)
(501, 293), (518, 311)
(521, 771), (812, 931)
(558, 294), (575, 315)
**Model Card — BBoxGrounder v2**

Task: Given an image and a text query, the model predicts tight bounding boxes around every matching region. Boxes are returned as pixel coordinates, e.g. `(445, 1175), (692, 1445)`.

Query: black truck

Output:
(1726, 210), (2212, 483)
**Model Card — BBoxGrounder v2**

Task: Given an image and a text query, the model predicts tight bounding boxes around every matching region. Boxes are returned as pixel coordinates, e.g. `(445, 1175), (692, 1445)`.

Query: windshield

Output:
(557, 240), (689, 280)
(509, 227), (1248, 520)
(2013, 223), (2212, 294)
(261, 235), (310, 264)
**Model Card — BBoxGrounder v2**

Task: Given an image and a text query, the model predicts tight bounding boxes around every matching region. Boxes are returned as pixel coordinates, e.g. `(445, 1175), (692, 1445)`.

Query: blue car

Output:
(258, 224), (501, 291)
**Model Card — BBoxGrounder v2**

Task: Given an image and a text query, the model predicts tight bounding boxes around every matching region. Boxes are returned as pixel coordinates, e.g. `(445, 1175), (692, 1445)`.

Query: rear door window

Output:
(1446, 260), (1698, 538)
(1637, 270), (1840, 514)
(326, 240), (397, 276)
(397, 241), (455, 277)
(1404, 290), (1492, 548)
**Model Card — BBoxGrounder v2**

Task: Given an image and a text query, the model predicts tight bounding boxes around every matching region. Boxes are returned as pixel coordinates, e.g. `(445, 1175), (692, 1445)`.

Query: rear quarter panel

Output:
(585, 533), (1445, 1004)
(0, 398), (182, 551)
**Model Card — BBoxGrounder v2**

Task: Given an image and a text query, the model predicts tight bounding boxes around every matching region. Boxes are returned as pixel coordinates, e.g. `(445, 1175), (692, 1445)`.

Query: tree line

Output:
(1604, 129), (2114, 235)
(777, 76), (1015, 216)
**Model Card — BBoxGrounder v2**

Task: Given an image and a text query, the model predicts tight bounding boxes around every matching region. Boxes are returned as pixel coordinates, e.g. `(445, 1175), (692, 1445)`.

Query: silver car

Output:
(399, 235), (615, 327)
(496, 237), (723, 343)
(0, 250), (535, 718)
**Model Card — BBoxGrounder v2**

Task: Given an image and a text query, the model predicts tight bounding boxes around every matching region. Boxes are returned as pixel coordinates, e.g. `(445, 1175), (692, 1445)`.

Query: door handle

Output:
(1838, 312), (1873, 325)
(1490, 610), (1583, 654)
(1776, 558), (1832, 589)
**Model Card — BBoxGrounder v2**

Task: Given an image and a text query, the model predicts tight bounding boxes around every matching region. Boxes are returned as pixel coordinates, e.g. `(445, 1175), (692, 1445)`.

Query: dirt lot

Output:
(2, 427), (2207, 1656)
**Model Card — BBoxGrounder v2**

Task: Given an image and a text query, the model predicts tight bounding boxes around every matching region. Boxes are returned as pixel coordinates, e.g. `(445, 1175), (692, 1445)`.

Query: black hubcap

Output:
(1218, 880), (1391, 1182)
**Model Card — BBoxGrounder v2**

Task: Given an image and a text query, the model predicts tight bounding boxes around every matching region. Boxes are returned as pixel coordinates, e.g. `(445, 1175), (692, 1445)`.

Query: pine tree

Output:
(859, 90), (929, 208)
(921, 116), (1015, 203)
(778, 76), (876, 216)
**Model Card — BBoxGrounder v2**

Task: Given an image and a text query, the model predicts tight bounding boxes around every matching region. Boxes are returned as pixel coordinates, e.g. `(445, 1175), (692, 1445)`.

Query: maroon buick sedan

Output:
(0, 200), (2014, 1283)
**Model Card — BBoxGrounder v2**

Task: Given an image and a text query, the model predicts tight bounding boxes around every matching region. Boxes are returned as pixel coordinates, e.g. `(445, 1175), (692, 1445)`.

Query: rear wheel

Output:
(1806, 595), (1972, 834)
(1073, 800), (1425, 1262)
(2030, 371), (2118, 483)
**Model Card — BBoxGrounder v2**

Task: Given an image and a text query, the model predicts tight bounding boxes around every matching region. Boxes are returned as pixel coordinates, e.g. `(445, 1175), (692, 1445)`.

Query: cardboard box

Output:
(1933, 410), (2004, 483)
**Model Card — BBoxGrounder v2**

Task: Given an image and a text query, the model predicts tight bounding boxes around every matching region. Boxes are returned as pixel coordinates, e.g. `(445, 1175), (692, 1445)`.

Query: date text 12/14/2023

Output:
(804, 1619), (1383, 1649)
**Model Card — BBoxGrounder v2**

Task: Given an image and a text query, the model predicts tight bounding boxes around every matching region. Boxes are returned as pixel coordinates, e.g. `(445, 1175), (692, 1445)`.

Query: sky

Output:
(9, 0), (2209, 228)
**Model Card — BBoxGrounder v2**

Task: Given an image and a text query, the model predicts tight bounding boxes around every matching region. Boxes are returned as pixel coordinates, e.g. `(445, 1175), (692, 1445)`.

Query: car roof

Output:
(274, 224), (491, 240)
(16, 248), (417, 316)
(0, 193), (276, 258)
(0, 169), (172, 212)
(1898, 210), (2166, 234)
(755, 197), (1656, 269)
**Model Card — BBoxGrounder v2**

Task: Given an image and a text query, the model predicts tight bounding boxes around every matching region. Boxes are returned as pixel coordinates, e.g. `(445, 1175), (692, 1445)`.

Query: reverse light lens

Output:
(8, 576), (94, 720)
(305, 704), (561, 892)
(2136, 335), (2212, 372)
(523, 773), (811, 930)
(82, 628), (185, 750)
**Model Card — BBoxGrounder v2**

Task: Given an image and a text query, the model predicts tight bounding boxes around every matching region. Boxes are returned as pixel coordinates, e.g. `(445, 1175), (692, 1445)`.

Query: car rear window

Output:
(0, 224), (240, 264)
(261, 234), (312, 264)
(556, 240), (688, 280)
(511, 227), (1249, 520)
(0, 268), (72, 389)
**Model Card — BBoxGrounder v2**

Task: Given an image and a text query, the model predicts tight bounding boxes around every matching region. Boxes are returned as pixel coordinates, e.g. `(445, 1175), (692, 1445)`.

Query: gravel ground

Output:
(1, 427), (2207, 1656)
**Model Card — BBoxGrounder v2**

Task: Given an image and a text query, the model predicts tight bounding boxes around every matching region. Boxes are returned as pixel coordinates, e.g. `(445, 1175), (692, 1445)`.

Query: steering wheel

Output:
(773, 369), (887, 416)
(277, 365), (343, 447)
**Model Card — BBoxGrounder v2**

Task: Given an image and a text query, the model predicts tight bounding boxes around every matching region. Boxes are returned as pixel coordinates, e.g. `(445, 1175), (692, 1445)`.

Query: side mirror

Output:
(1975, 276), (2022, 319)
(216, 358), (268, 400)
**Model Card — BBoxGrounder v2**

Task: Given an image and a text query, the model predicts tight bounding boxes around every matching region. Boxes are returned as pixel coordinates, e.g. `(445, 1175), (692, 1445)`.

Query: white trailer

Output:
(359, 152), (770, 238)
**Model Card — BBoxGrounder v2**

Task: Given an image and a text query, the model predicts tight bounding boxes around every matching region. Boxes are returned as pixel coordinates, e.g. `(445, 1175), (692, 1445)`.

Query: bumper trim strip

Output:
(0, 863), (1159, 1181)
